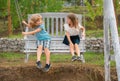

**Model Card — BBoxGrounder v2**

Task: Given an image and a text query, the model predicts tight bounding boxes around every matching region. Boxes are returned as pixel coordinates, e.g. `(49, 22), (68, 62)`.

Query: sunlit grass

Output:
(6, 33), (23, 39)
(0, 52), (116, 67)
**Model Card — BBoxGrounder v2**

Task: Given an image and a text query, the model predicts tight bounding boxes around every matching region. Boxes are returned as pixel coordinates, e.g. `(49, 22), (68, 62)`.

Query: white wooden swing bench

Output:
(23, 13), (86, 62)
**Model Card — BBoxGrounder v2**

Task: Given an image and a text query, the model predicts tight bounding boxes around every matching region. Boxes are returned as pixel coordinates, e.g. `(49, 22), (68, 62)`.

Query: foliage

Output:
(85, 0), (103, 21)
(0, 0), (8, 18)
(114, 0), (120, 9)
(0, 0), (63, 30)
(61, 0), (103, 29)
(0, 0), (120, 34)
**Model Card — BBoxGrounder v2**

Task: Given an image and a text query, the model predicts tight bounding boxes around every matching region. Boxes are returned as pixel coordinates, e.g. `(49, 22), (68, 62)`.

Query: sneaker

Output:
(42, 64), (51, 72)
(72, 56), (77, 61)
(77, 56), (81, 61)
(80, 55), (85, 63)
(36, 61), (42, 69)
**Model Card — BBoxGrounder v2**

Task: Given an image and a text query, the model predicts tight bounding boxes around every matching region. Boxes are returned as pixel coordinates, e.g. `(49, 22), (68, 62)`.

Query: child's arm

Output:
(65, 31), (73, 45)
(22, 21), (31, 27)
(80, 26), (85, 37)
(22, 28), (41, 35)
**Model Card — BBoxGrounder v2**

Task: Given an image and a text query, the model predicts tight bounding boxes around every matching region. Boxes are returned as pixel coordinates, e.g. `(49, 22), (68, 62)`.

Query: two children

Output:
(22, 13), (85, 72)
(63, 13), (85, 63)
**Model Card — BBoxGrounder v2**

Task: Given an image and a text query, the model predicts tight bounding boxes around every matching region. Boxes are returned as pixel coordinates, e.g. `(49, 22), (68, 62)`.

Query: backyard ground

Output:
(0, 52), (117, 81)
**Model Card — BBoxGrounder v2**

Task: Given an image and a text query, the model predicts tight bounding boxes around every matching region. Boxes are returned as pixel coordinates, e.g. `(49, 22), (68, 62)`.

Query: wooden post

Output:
(104, 0), (111, 80)
(8, 0), (12, 35)
(91, 0), (94, 6)
(104, 13), (111, 81)
(109, 0), (120, 80)
(104, 0), (120, 81)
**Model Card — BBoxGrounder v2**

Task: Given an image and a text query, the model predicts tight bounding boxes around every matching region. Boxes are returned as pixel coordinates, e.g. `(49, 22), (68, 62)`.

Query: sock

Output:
(72, 53), (75, 56)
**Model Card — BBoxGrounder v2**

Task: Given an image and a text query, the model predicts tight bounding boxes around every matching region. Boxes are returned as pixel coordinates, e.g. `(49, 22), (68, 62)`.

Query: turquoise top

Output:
(35, 24), (51, 40)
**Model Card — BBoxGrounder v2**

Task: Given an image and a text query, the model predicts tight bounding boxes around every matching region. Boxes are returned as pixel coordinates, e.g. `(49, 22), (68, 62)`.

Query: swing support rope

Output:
(14, 0), (24, 32)
(14, 0), (28, 58)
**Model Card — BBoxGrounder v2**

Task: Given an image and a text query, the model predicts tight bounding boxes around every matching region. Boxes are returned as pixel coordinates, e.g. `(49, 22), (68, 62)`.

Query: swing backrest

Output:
(24, 12), (86, 53)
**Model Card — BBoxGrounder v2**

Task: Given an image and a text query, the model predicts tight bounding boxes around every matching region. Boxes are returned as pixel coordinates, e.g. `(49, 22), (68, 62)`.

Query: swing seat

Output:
(23, 12), (86, 62)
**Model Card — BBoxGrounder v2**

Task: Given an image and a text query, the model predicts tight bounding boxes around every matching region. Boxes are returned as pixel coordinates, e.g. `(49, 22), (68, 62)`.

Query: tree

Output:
(113, 0), (119, 26)
(7, 0), (12, 35)
(0, 0), (64, 31)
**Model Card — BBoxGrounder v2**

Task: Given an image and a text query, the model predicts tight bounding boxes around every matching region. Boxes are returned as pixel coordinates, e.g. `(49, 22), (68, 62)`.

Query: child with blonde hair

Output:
(63, 13), (85, 63)
(22, 14), (51, 72)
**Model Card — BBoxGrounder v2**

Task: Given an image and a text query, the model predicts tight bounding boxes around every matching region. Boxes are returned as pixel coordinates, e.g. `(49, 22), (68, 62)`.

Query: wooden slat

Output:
(24, 49), (85, 53)
(47, 18), (50, 33)
(43, 18), (45, 23)
(56, 17), (58, 36)
(25, 46), (85, 50)
(24, 50), (86, 53)
(28, 13), (82, 21)
(40, 13), (69, 18)
(110, 55), (115, 61)
(60, 18), (63, 36)
(51, 18), (54, 36)
(65, 17), (67, 23)
(51, 38), (85, 41)
(77, 15), (82, 24)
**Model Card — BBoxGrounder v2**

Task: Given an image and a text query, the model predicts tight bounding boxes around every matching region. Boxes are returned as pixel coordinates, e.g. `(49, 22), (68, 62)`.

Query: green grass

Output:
(61, 6), (86, 14)
(7, 25), (120, 39)
(5, 29), (104, 39)
(0, 52), (24, 60)
(0, 52), (116, 67)
(7, 33), (23, 39)
(86, 29), (103, 38)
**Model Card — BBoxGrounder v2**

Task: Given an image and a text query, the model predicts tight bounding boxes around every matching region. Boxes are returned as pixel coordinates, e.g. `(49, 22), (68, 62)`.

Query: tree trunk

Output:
(8, 0), (12, 35)
(113, 0), (118, 27)
(91, 0), (94, 6)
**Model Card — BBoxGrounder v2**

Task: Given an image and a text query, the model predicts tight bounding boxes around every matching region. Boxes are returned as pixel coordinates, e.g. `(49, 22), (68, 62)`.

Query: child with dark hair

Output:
(63, 13), (85, 63)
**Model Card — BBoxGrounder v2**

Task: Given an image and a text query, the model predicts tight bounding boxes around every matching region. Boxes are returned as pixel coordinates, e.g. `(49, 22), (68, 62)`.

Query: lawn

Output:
(0, 52), (116, 67)
(4, 26), (120, 39)
(4, 29), (104, 39)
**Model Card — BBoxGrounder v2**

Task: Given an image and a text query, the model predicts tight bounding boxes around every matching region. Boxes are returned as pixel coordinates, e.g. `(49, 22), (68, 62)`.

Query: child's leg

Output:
(42, 40), (51, 72)
(44, 48), (50, 64)
(37, 45), (43, 61)
(74, 44), (80, 56)
(70, 44), (75, 56)
(75, 43), (85, 63)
